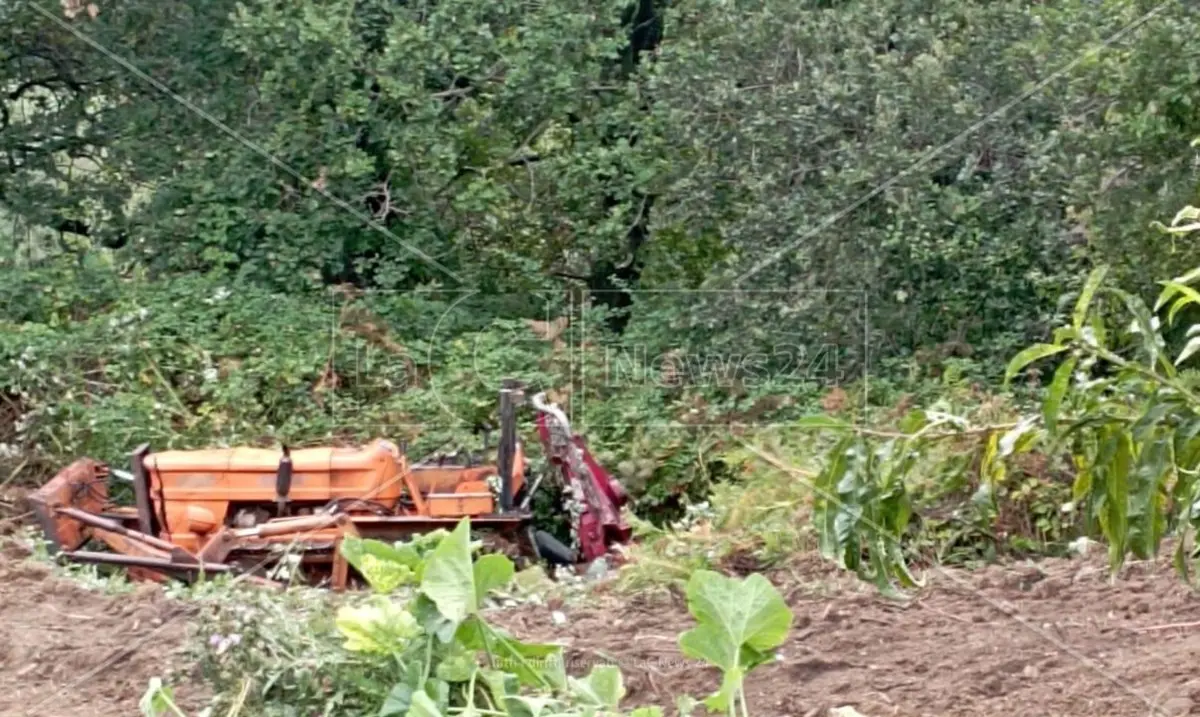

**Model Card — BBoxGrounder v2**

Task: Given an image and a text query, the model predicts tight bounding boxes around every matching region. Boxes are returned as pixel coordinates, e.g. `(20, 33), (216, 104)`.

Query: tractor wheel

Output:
(531, 529), (576, 566)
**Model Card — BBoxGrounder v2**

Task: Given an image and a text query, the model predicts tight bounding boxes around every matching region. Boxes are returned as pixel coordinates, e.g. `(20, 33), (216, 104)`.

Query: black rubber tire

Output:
(532, 529), (577, 566)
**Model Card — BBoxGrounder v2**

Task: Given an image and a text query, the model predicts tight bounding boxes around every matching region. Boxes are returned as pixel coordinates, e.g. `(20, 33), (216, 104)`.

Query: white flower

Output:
(202, 367), (219, 383)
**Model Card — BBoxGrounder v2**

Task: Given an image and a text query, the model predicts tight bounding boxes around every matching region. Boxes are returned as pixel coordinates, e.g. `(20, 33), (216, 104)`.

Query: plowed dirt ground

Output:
(0, 544), (207, 717)
(2, 542), (1200, 716)
(494, 553), (1200, 717)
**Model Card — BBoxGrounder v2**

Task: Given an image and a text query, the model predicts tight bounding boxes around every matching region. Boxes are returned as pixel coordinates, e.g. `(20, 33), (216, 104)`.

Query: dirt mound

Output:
(495, 554), (1200, 716)
(0, 545), (207, 717)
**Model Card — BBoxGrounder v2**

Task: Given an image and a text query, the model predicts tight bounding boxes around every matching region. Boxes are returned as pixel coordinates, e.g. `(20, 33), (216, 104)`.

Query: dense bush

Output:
(3, 0), (1200, 525)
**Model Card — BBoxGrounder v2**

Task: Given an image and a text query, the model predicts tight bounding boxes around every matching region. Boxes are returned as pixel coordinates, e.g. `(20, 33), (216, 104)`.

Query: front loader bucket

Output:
(28, 458), (111, 553)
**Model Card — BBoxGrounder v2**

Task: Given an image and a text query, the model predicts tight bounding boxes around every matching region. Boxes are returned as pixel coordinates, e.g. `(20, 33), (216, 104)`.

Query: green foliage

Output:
(677, 570), (792, 716)
(807, 430), (920, 595)
(6, 0), (1200, 390)
(139, 678), (186, 717)
(1002, 254), (1200, 576)
(712, 226), (1200, 593)
(172, 519), (793, 716)
(5, 0), (1200, 524)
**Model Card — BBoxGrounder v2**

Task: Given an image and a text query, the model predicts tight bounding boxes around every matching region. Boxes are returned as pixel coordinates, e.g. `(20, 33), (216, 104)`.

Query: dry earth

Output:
(2, 542), (1200, 716)
(0, 544), (207, 717)
(494, 553), (1200, 717)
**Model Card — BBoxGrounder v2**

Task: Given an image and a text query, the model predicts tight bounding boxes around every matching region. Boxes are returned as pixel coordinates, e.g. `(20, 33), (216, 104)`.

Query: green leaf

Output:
(335, 598), (420, 654)
(1174, 535), (1191, 582)
(1044, 356), (1077, 434)
(478, 668), (518, 710)
(1004, 344), (1067, 386)
(1177, 337), (1200, 366)
(435, 642), (478, 683)
(341, 537), (421, 593)
(1160, 280), (1200, 325)
(1130, 437), (1169, 560)
(630, 708), (664, 717)
(1155, 271), (1200, 310)
(505, 696), (556, 717)
(1111, 288), (1165, 371)
(981, 432), (1005, 486)
(473, 554), (515, 607)
(675, 695), (699, 717)
(457, 617), (565, 688)
(408, 691), (444, 717)
(998, 416), (1039, 458)
(677, 570), (792, 711)
(568, 665), (625, 709)
(380, 684), (414, 717)
(703, 666), (745, 712)
(138, 678), (181, 717)
(1101, 430), (1133, 573)
(1074, 265), (1109, 330)
(420, 518), (476, 624)
(813, 436), (853, 561)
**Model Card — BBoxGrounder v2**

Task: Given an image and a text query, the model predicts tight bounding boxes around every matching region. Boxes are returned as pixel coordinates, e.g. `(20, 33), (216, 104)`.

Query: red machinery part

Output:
(535, 411), (632, 563)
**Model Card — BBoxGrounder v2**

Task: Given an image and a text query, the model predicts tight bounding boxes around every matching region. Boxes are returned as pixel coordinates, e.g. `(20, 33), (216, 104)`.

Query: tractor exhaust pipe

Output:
(496, 379), (520, 512)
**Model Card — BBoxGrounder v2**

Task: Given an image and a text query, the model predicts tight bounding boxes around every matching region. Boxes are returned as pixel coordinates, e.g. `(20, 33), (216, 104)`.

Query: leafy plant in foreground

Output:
(147, 518), (795, 716)
(678, 570), (793, 717)
(1004, 254), (1200, 576)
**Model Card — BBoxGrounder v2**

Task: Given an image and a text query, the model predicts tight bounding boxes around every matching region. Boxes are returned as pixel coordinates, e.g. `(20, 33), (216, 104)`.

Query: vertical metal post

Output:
(275, 445), (293, 517)
(496, 379), (519, 512)
(130, 443), (157, 536)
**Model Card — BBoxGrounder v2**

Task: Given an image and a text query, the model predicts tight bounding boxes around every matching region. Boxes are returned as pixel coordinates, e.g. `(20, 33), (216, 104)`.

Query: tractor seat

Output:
(145, 440), (403, 475)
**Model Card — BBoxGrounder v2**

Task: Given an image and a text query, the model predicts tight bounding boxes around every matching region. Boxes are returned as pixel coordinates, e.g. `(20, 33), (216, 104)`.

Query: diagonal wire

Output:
(733, 0), (1178, 286)
(736, 439), (1168, 717)
(26, 1), (463, 284)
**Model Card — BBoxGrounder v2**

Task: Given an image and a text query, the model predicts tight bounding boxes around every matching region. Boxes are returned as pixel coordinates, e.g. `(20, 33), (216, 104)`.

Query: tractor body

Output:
(29, 383), (630, 588)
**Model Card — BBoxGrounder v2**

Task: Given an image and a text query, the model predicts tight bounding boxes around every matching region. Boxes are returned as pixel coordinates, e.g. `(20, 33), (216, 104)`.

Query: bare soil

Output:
(0, 544), (207, 717)
(3, 539), (1200, 716)
(494, 553), (1200, 717)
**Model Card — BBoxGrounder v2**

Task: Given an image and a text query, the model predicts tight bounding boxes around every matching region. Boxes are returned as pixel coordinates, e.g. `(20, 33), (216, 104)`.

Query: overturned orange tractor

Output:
(30, 383), (632, 589)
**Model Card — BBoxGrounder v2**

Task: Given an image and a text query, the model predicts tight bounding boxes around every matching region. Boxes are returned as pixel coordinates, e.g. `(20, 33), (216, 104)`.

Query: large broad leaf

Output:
(420, 519), (516, 626)
(473, 553), (515, 607)
(420, 519), (476, 623)
(567, 665), (625, 709)
(677, 570), (792, 711)
(335, 598), (419, 655)
(408, 692), (444, 717)
(457, 616), (566, 688)
(379, 684), (414, 717)
(435, 641), (479, 683)
(341, 536), (422, 593)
